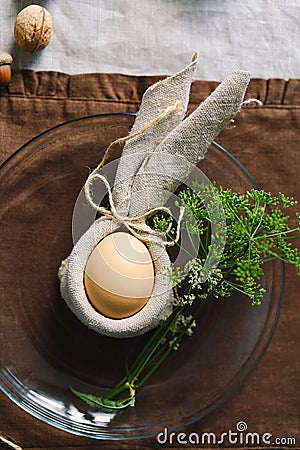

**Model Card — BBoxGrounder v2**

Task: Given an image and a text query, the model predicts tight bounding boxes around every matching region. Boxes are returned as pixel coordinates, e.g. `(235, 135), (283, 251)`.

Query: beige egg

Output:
(84, 232), (154, 319)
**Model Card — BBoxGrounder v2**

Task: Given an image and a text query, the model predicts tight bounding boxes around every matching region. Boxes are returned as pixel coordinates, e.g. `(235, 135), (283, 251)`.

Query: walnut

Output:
(14, 5), (52, 53)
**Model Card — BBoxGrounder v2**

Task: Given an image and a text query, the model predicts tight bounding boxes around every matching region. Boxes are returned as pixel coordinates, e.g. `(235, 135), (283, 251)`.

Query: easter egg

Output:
(84, 232), (154, 319)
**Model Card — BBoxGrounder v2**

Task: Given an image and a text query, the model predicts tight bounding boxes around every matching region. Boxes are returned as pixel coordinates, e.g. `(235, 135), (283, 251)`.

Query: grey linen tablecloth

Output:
(0, 0), (299, 79)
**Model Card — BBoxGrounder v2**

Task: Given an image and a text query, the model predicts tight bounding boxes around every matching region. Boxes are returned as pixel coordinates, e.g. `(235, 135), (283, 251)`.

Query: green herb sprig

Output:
(71, 184), (300, 413)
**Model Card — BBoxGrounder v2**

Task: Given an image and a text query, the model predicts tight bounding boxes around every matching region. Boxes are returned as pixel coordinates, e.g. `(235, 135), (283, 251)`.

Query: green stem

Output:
(254, 228), (300, 240)
(198, 234), (208, 258)
(167, 232), (196, 258)
(100, 261), (254, 403)
(186, 223), (198, 254)
(106, 306), (184, 400)
(249, 202), (260, 235)
(137, 297), (210, 388)
(251, 204), (266, 239)
(266, 249), (296, 265)
(227, 203), (251, 238)
(223, 279), (248, 295)
(129, 312), (182, 381)
(129, 306), (182, 375)
(106, 382), (129, 400)
(205, 223), (211, 255)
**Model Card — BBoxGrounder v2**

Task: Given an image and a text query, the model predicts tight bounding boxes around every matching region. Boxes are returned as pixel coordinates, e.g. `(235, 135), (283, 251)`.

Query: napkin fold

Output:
(127, 69), (250, 217)
(59, 55), (250, 338)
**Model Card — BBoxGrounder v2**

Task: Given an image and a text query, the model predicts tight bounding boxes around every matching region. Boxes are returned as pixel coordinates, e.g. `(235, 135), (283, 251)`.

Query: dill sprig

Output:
(71, 184), (300, 412)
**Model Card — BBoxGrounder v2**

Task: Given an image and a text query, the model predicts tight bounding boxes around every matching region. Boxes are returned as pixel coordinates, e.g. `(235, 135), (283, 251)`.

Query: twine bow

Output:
(84, 100), (185, 246)
(84, 172), (184, 247)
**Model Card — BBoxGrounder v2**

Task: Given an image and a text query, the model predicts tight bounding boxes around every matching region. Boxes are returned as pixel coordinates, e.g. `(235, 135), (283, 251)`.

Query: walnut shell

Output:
(14, 5), (52, 53)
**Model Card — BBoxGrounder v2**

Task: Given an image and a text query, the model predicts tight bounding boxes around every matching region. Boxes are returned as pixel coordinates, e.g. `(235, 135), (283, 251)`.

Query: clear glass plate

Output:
(0, 114), (284, 439)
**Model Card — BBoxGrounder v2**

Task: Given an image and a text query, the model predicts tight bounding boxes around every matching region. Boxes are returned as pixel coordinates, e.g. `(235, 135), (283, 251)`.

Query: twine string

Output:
(84, 173), (184, 247)
(0, 434), (23, 450)
(93, 99), (183, 172)
(241, 98), (263, 107)
(84, 100), (185, 246)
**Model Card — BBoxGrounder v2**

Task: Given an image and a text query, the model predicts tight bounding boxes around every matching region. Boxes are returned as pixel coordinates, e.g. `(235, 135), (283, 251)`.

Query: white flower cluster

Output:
(168, 314), (197, 350)
(173, 292), (196, 307)
(187, 258), (205, 290)
(185, 258), (224, 291)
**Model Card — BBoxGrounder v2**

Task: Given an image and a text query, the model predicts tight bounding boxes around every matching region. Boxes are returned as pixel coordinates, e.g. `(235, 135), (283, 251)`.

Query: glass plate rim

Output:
(0, 113), (285, 440)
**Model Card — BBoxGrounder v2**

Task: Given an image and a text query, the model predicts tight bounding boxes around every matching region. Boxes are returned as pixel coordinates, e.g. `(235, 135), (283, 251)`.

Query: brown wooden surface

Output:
(0, 72), (299, 449)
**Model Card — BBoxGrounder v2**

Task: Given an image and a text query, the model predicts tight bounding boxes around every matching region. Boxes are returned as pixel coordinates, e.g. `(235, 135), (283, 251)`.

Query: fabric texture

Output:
(113, 53), (199, 214)
(0, 0), (299, 80)
(126, 69), (250, 217)
(59, 218), (174, 337)
(58, 56), (250, 337)
(0, 71), (299, 448)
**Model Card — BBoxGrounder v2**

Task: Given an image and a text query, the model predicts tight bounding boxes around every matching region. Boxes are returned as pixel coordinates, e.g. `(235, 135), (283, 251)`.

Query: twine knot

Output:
(83, 100), (185, 246)
(84, 172), (184, 247)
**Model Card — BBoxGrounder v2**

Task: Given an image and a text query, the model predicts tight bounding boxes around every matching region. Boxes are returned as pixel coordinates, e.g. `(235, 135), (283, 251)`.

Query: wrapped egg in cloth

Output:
(58, 54), (250, 338)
